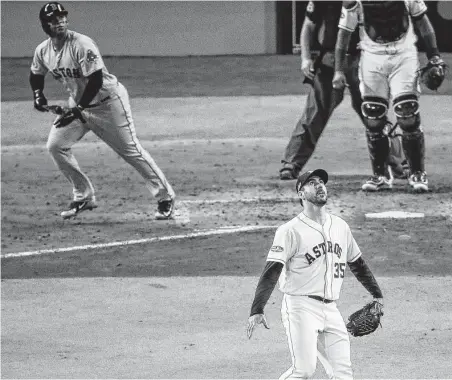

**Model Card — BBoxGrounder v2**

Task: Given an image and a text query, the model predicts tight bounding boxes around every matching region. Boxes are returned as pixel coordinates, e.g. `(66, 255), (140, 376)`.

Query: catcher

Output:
(247, 169), (384, 379)
(334, 0), (447, 193)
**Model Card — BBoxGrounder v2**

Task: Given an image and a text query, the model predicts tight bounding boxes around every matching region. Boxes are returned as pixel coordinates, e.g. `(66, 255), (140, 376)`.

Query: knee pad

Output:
(393, 94), (420, 132)
(362, 97), (388, 132)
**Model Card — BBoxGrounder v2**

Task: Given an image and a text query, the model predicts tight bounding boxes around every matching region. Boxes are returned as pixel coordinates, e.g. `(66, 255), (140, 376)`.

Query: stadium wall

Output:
(1, 1), (277, 57)
(2, 1), (451, 58)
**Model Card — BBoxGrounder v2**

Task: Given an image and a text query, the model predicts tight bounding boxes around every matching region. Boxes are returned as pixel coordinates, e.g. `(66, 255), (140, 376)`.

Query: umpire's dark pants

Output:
(282, 52), (362, 170)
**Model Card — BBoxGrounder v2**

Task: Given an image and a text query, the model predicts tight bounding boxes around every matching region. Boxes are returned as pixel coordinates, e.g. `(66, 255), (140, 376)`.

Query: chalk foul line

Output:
(1, 225), (277, 259)
(179, 197), (296, 205)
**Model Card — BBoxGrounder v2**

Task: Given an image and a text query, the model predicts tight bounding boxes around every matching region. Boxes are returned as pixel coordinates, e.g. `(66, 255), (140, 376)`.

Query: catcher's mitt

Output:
(346, 300), (383, 337)
(419, 56), (447, 91)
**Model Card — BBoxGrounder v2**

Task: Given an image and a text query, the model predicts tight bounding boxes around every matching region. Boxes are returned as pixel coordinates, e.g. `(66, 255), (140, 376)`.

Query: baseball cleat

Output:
(409, 171), (428, 192)
(361, 175), (393, 192)
(61, 199), (98, 219)
(155, 198), (175, 220)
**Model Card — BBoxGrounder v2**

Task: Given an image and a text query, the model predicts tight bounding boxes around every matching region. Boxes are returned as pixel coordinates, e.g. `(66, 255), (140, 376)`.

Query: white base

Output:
(365, 211), (425, 219)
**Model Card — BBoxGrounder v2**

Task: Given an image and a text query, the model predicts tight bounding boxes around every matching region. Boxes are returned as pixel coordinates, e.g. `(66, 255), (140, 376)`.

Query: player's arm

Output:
(412, 13), (440, 60)
(249, 260), (284, 316)
(29, 72), (48, 112)
(247, 260), (283, 339)
(300, 17), (317, 79)
(334, 2), (359, 83)
(247, 227), (293, 339)
(300, 1), (320, 80)
(77, 69), (103, 109)
(30, 46), (49, 112)
(52, 70), (103, 128)
(74, 37), (105, 109)
(345, 224), (383, 303)
(347, 257), (383, 303)
(334, 30), (353, 74)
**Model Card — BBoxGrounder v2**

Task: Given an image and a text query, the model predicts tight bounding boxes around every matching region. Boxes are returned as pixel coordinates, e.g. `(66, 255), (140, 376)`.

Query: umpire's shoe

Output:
(61, 199), (98, 219)
(279, 164), (301, 180)
(155, 198), (175, 220)
(362, 174), (393, 192)
(409, 171), (428, 192)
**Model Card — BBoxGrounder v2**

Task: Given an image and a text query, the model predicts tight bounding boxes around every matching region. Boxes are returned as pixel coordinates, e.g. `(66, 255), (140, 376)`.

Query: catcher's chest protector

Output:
(362, 1), (409, 43)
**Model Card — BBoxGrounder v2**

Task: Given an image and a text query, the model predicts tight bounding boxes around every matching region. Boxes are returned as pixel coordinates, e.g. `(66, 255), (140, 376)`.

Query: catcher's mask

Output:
(39, 2), (68, 35)
(296, 169), (329, 206)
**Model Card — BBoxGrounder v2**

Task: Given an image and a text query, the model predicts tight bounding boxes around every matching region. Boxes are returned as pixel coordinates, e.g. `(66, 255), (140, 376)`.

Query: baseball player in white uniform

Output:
(30, 2), (176, 220)
(247, 169), (384, 379)
(333, 0), (444, 193)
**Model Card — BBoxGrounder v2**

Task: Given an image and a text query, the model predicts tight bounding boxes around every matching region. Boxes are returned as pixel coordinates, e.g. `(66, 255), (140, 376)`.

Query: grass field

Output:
(2, 54), (452, 379)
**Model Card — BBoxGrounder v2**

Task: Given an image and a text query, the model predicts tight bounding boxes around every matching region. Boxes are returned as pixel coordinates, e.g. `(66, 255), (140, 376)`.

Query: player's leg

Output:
(46, 118), (96, 218)
(280, 55), (344, 180)
(390, 49), (427, 192)
(385, 123), (410, 179)
(317, 338), (334, 380)
(323, 304), (354, 380)
(358, 51), (393, 191)
(279, 295), (324, 379)
(280, 85), (317, 180)
(89, 85), (176, 218)
(346, 54), (407, 180)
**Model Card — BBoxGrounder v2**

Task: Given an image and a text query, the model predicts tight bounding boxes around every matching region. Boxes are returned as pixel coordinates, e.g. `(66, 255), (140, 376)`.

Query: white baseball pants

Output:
(359, 48), (421, 102)
(278, 295), (353, 380)
(46, 82), (175, 203)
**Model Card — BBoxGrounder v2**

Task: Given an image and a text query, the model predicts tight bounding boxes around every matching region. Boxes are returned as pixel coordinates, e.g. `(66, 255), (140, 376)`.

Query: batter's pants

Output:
(46, 83), (175, 203)
(281, 52), (405, 175)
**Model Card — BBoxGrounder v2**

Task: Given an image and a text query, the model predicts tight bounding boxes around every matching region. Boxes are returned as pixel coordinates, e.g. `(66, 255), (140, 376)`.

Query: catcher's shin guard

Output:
(366, 131), (390, 176)
(400, 121), (425, 173)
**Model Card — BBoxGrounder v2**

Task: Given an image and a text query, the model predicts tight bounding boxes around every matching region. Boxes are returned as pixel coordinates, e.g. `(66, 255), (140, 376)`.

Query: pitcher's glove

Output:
(420, 56), (447, 91)
(346, 300), (384, 337)
(54, 105), (87, 128)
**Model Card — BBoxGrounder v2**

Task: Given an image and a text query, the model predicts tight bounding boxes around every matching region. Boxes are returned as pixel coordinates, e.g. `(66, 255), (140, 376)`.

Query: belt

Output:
(84, 96), (111, 109)
(308, 295), (334, 304)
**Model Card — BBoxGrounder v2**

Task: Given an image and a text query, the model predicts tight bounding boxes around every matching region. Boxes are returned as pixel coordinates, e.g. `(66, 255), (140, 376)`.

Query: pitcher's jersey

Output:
(267, 212), (361, 300)
(31, 30), (119, 104)
(339, 0), (427, 55)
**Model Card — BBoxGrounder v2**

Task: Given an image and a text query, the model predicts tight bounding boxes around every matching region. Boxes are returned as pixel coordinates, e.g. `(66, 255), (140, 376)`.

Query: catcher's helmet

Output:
(39, 2), (68, 35)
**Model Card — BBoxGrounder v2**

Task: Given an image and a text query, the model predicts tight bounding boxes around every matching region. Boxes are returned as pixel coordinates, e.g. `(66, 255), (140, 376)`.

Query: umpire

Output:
(280, 1), (407, 181)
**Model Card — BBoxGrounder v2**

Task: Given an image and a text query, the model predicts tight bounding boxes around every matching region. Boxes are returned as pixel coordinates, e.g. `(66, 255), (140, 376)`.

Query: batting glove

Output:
(54, 105), (87, 128)
(33, 90), (48, 112)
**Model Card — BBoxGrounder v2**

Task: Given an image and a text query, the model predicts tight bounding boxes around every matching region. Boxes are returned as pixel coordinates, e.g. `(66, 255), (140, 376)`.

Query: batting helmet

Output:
(39, 2), (68, 35)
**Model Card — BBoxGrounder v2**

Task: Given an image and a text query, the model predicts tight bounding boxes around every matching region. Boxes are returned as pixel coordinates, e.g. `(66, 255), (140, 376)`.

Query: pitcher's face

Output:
(299, 176), (328, 206)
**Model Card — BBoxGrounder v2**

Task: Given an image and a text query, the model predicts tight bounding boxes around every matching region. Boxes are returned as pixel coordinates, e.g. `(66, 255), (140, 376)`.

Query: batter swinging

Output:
(30, 2), (176, 219)
(247, 169), (384, 379)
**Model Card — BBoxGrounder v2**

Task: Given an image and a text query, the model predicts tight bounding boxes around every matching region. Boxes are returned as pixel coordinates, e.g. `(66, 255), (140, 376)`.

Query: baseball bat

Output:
(43, 104), (64, 115)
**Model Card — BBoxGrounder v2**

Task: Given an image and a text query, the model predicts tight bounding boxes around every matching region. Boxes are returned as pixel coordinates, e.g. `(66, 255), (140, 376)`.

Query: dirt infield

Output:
(2, 55), (452, 378)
